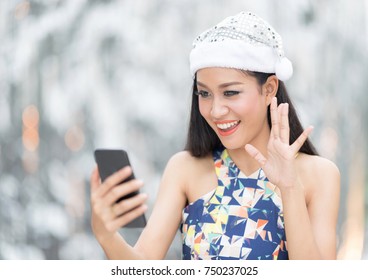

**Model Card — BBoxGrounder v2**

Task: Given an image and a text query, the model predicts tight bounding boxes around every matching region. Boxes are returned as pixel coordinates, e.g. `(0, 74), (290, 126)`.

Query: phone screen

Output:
(94, 149), (146, 228)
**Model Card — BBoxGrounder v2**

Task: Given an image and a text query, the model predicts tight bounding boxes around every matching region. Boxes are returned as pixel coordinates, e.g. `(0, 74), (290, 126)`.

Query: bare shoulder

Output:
(297, 153), (341, 200)
(297, 153), (340, 178)
(166, 150), (212, 175)
(164, 151), (215, 201)
(167, 150), (199, 165)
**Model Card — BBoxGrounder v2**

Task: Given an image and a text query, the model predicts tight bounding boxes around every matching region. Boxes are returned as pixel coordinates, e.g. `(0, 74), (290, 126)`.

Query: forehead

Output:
(196, 67), (255, 85)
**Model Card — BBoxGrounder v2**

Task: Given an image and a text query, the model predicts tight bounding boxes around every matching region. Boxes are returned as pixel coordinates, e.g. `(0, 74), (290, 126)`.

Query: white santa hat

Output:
(189, 11), (293, 81)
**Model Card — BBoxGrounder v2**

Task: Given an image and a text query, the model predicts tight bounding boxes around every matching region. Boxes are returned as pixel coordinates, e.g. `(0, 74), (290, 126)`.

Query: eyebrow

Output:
(196, 81), (244, 89)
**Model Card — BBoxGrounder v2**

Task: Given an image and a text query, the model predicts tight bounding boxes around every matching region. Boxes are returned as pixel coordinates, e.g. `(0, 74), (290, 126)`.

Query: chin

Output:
(219, 140), (245, 151)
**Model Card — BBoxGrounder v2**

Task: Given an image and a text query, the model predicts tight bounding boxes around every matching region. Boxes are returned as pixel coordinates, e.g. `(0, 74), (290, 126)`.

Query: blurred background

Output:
(0, 0), (367, 260)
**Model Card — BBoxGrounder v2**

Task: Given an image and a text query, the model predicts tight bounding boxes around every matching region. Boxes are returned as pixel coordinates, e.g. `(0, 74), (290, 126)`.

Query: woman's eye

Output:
(196, 90), (211, 98)
(224, 91), (240, 97)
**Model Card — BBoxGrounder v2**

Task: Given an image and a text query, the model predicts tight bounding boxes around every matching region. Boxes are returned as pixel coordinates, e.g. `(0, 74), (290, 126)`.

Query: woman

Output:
(90, 11), (340, 260)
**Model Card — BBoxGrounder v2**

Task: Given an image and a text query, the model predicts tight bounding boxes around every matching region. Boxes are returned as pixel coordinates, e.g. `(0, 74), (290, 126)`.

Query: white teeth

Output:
(216, 121), (239, 130)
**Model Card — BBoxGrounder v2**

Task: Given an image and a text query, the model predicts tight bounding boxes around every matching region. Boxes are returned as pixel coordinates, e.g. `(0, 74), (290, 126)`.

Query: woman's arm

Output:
(245, 97), (340, 259)
(134, 152), (190, 259)
(90, 166), (148, 259)
(90, 152), (188, 259)
(281, 157), (340, 259)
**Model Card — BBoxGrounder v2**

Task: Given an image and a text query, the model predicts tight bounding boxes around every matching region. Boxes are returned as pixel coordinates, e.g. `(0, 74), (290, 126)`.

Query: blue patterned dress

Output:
(181, 148), (288, 260)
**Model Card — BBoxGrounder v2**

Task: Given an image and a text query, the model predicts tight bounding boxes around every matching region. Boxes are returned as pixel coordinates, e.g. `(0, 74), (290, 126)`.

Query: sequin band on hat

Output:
(189, 11), (293, 81)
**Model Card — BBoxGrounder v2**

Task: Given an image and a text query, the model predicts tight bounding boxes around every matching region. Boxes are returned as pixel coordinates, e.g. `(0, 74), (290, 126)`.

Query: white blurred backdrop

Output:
(0, 0), (367, 259)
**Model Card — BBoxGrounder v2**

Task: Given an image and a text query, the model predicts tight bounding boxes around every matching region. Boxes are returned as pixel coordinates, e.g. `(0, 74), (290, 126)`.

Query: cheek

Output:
(232, 95), (262, 117)
(232, 102), (253, 115)
(198, 99), (210, 118)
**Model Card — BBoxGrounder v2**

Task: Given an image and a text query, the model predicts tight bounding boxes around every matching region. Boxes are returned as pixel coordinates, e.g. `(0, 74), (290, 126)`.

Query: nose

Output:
(210, 97), (229, 119)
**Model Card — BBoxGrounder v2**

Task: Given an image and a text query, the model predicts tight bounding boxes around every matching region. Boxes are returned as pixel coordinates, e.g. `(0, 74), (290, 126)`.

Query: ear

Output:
(262, 75), (279, 105)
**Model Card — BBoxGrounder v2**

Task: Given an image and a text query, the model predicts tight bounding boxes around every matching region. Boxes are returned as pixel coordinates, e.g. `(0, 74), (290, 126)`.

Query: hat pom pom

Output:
(275, 57), (293, 81)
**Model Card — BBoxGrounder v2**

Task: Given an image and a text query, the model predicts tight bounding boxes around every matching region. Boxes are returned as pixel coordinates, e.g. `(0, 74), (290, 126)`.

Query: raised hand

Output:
(90, 166), (148, 238)
(245, 97), (313, 190)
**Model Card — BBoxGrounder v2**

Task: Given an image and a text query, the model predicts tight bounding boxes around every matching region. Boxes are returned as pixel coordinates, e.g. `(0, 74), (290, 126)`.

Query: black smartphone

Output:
(94, 149), (147, 228)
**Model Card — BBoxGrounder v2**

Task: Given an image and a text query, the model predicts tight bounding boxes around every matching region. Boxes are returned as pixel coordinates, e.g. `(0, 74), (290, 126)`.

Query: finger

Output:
(270, 97), (280, 139)
(291, 126), (314, 154)
(90, 166), (100, 192)
(280, 103), (290, 144)
(96, 166), (133, 197)
(113, 193), (148, 217)
(106, 204), (148, 231)
(105, 179), (144, 206)
(245, 144), (267, 167)
(91, 199), (114, 222)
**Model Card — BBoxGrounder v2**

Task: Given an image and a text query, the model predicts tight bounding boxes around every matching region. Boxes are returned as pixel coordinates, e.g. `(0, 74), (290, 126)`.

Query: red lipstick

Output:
(214, 120), (240, 137)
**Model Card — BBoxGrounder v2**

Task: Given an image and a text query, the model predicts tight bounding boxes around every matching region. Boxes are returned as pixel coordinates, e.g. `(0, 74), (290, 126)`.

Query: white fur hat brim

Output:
(189, 11), (293, 81)
(190, 40), (293, 81)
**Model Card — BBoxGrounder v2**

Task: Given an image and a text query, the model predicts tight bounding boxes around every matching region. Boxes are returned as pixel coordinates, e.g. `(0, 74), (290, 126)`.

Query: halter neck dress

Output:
(181, 148), (288, 260)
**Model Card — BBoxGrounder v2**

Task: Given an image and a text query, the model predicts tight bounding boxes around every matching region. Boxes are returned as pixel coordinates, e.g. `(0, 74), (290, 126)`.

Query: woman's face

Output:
(196, 67), (274, 151)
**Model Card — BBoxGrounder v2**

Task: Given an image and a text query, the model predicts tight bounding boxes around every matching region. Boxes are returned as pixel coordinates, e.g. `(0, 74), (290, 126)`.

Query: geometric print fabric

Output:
(181, 148), (288, 260)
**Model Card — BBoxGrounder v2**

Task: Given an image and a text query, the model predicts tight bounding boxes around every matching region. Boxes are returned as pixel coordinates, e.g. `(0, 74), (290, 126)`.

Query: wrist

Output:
(95, 230), (119, 245)
(279, 174), (303, 190)
(91, 219), (116, 244)
(280, 184), (306, 205)
(279, 180), (304, 195)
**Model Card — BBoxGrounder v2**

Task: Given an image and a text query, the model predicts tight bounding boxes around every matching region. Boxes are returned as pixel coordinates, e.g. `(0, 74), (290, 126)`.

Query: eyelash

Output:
(224, 91), (240, 97)
(195, 90), (210, 98)
(195, 90), (240, 98)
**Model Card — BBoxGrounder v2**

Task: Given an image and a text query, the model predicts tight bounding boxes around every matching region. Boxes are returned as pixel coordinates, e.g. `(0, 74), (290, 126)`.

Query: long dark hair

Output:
(185, 71), (318, 157)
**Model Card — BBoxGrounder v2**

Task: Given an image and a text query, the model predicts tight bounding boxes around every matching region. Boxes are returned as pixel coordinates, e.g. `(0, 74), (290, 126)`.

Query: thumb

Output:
(245, 144), (267, 167)
(90, 166), (101, 191)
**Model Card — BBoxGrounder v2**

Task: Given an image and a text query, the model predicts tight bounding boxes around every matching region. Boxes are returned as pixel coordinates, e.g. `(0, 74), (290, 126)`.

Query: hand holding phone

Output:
(94, 149), (147, 228)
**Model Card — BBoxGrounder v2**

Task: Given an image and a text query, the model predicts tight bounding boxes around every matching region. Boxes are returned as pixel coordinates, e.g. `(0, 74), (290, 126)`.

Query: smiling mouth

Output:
(216, 120), (240, 131)
(215, 120), (241, 136)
